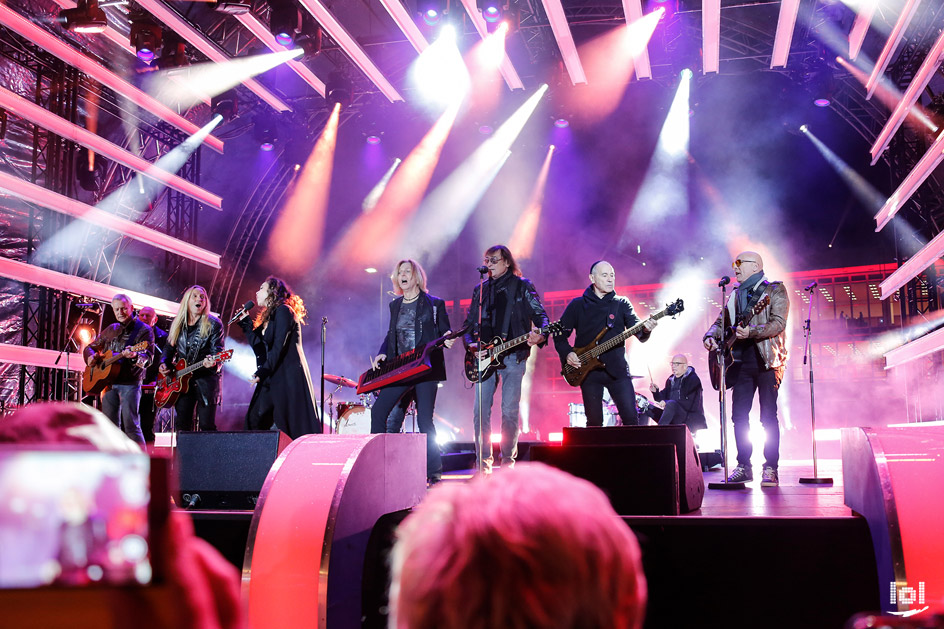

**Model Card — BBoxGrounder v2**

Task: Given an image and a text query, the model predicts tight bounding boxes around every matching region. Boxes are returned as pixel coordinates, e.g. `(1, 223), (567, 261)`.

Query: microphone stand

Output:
(474, 270), (489, 475)
(708, 279), (745, 490)
(320, 317), (327, 434)
(799, 288), (833, 485)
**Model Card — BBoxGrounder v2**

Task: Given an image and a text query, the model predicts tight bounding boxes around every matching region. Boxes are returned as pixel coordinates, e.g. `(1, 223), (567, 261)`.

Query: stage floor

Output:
(443, 457), (852, 518)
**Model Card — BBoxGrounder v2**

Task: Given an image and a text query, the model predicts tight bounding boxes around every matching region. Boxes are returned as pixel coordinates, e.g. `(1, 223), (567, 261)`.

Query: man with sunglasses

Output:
(703, 251), (789, 487)
(463, 245), (549, 474)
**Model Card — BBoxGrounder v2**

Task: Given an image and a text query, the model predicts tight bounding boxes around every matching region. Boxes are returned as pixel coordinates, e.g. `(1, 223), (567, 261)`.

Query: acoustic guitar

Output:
(707, 294), (770, 391)
(561, 299), (684, 387)
(155, 349), (234, 409)
(82, 340), (150, 396)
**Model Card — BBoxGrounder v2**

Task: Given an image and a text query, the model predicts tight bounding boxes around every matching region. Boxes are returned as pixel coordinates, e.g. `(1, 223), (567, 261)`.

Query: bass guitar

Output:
(561, 299), (684, 387)
(82, 340), (150, 396)
(464, 320), (565, 383)
(155, 349), (234, 409)
(708, 294), (770, 391)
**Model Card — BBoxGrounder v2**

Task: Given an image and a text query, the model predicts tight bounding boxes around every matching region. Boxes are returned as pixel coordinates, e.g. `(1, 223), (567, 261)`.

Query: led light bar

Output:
(874, 129), (944, 231)
(848, 0), (877, 60)
(621, 0), (651, 80)
(295, 0), (404, 101)
(702, 0), (720, 74)
(378, 0), (430, 54)
(0, 87), (222, 210)
(885, 324), (944, 370)
(541, 0), (587, 85)
(865, 0), (920, 99)
(0, 345), (86, 372)
(0, 3), (223, 153)
(879, 229), (944, 300)
(770, 0), (800, 68)
(0, 170), (221, 268)
(134, 0), (293, 112)
(458, 0), (525, 90)
(233, 12), (326, 96)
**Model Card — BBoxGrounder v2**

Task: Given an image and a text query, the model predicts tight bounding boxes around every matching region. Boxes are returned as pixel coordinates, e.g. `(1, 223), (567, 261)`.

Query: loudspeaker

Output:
(176, 431), (290, 509)
(530, 443), (680, 515)
(561, 426), (705, 513)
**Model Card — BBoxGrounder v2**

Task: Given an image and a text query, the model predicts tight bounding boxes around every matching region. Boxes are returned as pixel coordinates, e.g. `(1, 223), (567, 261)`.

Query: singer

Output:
(461, 245), (549, 474)
(237, 276), (321, 438)
(160, 286), (224, 432)
(703, 251), (790, 487)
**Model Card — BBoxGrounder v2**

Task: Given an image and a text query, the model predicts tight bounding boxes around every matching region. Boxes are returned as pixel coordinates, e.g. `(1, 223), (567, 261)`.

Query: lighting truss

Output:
(233, 12), (326, 96)
(865, 0), (919, 99)
(377, 0), (430, 54)
(458, 0), (525, 90)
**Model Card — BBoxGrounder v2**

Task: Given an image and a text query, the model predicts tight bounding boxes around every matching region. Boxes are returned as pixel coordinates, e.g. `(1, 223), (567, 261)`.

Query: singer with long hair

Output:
(159, 285), (224, 432)
(237, 276), (321, 438)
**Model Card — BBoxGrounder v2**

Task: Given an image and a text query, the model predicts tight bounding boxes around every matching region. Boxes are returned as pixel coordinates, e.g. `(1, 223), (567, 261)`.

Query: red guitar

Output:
(155, 349), (233, 409)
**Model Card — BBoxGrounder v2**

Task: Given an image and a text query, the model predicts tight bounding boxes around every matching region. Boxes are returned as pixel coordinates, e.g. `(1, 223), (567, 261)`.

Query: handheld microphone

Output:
(476, 265), (490, 274)
(718, 276), (731, 287)
(75, 302), (101, 311)
(229, 300), (255, 325)
(804, 281), (818, 292)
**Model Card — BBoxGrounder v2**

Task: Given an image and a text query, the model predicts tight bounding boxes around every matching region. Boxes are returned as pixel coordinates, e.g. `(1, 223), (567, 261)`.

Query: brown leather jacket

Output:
(704, 280), (789, 371)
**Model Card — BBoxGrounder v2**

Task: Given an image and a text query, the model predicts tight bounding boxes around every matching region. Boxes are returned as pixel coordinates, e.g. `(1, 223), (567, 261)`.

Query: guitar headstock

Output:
(218, 349), (234, 362)
(544, 320), (566, 337)
(754, 295), (771, 313)
(666, 299), (684, 317)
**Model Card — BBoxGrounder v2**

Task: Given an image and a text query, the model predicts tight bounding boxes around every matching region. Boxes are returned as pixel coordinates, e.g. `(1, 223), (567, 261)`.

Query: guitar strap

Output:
(742, 280), (771, 320)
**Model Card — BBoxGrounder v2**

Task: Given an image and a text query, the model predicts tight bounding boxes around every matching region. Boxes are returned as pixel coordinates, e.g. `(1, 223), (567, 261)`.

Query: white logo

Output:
(889, 581), (929, 618)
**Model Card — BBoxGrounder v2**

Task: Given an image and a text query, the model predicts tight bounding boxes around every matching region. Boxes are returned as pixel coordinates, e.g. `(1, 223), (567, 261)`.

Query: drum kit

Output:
(323, 373), (374, 434)
(566, 374), (666, 427)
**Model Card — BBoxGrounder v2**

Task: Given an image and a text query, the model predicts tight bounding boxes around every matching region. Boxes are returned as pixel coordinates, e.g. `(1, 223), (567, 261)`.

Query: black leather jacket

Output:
(163, 315), (224, 382)
(462, 273), (549, 359)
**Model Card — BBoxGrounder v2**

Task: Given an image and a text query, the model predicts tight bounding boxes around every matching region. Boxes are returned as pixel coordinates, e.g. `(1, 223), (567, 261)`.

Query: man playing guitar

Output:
(83, 293), (154, 447)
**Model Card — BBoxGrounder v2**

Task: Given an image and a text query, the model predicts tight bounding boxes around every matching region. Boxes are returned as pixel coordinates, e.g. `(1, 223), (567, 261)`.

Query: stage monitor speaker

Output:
(530, 443), (680, 515)
(561, 426), (705, 513)
(176, 431), (289, 510)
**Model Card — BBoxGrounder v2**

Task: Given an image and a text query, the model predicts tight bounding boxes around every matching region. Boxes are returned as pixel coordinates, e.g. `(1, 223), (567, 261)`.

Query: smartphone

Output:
(0, 447), (152, 588)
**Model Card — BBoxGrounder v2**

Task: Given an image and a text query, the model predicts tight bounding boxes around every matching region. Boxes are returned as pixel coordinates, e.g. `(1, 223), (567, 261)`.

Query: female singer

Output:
(369, 259), (455, 484)
(238, 276), (321, 438)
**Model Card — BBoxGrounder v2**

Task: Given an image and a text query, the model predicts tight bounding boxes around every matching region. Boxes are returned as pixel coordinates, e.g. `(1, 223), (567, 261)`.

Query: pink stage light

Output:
(541, 0), (587, 85)
(457, 0), (525, 90)
(770, 0), (800, 68)
(232, 12), (327, 97)
(848, 0), (877, 60)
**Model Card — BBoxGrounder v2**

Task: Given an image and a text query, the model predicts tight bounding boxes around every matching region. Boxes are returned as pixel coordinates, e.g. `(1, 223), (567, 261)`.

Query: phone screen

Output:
(0, 449), (151, 588)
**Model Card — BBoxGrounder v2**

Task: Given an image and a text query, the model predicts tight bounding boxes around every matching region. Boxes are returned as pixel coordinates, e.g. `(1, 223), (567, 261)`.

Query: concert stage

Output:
(175, 425), (944, 629)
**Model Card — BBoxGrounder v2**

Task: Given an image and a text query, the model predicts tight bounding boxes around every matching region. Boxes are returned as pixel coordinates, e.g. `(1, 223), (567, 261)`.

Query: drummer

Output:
(648, 354), (707, 433)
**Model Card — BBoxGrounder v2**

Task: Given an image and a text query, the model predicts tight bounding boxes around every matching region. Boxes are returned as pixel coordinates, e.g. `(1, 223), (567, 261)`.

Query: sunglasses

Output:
(670, 361), (686, 366)
(483, 256), (503, 264)
(732, 259), (757, 269)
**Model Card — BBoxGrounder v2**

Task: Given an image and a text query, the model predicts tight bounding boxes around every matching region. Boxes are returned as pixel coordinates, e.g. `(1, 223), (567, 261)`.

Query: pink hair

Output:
(389, 463), (647, 629)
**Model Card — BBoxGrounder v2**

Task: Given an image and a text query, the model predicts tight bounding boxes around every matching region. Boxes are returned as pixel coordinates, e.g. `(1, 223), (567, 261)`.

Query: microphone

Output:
(476, 265), (490, 274)
(804, 281), (818, 292)
(718, 276), (731, 287)
(228, 300), (254, 325)
(75, 302), (101, 311)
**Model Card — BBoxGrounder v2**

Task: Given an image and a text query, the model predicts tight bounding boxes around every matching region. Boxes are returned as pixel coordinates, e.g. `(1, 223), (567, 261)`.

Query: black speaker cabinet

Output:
(531, 443), (680, 515)
(176, 431), (289, 509)
(561, 426), (705, 513)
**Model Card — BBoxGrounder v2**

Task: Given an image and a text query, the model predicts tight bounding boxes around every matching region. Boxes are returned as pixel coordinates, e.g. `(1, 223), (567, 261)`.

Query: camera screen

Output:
(0, 449), (151, 588)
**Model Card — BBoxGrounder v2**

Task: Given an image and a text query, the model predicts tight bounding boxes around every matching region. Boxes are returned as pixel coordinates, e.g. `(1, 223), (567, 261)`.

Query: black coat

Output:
(379, 292), (451, 383)
(652, 367), (707, 431)
(554, 285), (650, 379)
(462, 273), (549, 359)
(163, 315), (224, 406)
(239, 304), (321, 438)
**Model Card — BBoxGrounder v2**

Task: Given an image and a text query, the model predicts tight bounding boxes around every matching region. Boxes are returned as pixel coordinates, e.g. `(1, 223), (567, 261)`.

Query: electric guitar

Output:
(561, 299), (684, 387)
(155, 349), (234, 409)
(82, 340), (150, 396)
(464, 320), (565, 383)
(708, 294), (771, 391)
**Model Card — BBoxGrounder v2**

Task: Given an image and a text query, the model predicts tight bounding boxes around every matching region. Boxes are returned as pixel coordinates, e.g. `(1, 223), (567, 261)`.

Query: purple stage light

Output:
(813, 98), (830, 108)
(554, 118), (569, 128)
(366, 135), (381, 145)
(275, 32), (294, 46)
(423, 8), (441, 25)
(137, 48), (155, 62)
(483, 5), (500, 22)
(479, 125), (493, 135)
(261, 142), (274, 151)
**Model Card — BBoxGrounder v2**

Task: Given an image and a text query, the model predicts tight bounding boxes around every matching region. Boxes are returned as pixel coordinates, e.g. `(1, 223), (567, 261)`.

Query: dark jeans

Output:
(370, 380), (442, 481)
(139, 390), (156, 442)
(580, 369), (639, 427)
(174, 389), (218, 432)
(730, 351), (781, 469)
(101, 383), (145, 447)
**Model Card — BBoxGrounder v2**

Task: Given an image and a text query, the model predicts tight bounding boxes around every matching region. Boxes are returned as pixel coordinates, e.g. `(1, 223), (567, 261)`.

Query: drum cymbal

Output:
(324, 374), (357, 388)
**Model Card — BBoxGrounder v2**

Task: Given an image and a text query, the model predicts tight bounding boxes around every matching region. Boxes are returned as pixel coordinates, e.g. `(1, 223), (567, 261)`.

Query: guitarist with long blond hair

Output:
(159, 285), (223, 432)
(83, 293), (154, 447)
(703, 251), (789, 487)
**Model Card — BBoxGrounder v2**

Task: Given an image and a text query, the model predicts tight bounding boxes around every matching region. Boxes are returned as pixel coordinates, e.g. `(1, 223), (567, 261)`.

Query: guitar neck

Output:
(589, 309), (671, 358)
(491, 331), (531, 356)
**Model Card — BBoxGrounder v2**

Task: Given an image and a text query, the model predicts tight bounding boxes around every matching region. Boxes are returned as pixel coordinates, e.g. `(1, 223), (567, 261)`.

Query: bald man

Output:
(555, 261), (657, 427)
(649, 354), (706, 432)
(703, 251), (789, 487)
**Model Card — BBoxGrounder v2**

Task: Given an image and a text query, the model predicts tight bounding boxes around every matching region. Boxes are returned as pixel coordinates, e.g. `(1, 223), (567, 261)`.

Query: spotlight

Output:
(477, 0), (503, 23)
(253, 112), (278, 150)
(156, 32), (189, 69)
(478, 124), (493, 135)
(211, 90), (238, 123)
(76, 146), (103, 192)
(799, 124), (809, 133)
(416, 0), (446, 25)
(803, 60), (834, 108)
(294, 26), (322, 60)
(57, 0), (107, 33)
(130, 19), (162, 63)
(553, 118), (569, 128)
(325, 71), (353, 110)
(269, 1), (301, 47)
(74, 321), (96, 346)
(366, 135), (381, 145)
(680, 68), (693, 80)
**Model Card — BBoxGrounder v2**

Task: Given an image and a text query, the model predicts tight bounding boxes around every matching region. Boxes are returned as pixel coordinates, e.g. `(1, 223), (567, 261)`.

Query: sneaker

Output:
(726, 464), (752, 483)
(760, 466), (779, 487)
